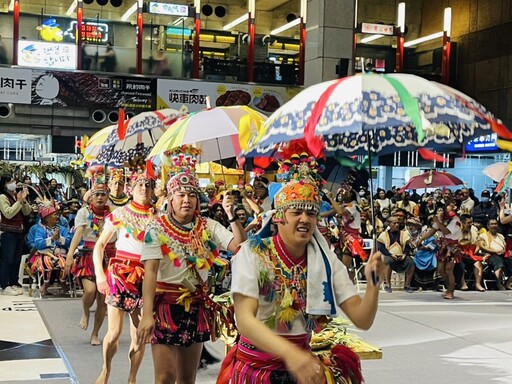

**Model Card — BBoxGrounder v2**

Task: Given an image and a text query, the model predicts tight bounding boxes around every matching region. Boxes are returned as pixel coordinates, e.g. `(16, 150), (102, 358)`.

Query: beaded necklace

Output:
(255, 235), (308, 331)
(88, 204), (110, 237)
(111, 201), (154, 242)
(155, 213), (218, 270)
(109, 194), (130, 207)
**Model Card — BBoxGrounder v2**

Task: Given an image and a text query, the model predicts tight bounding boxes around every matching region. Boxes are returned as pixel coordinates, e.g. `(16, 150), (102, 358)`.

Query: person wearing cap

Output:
(407, 216), (437, 276)
(0, 174), (32, 296)
(137, 163), (246, 383)
(28, 204), (72, 296)
(472, 190), (498, 225)
(65, 170), (114, 346)
(216, 160), (386, 384)
(93, 168), (156, 384)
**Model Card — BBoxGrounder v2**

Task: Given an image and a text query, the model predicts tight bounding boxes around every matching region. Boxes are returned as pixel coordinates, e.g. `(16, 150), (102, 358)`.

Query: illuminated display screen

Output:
(18, 41), (77, 70)
(465, 133), (499, 152)
(149, 2), (191, 16)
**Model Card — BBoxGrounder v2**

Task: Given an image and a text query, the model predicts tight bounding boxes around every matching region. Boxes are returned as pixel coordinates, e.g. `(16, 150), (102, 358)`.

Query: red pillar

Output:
(396, 29), (404, 73)
(12, 0), (20, 65)
(298, 17), (306, 85)
(441, 32), (451, 84)
(136, 4), (143, 74)
(77, 1), (83, 70)
(247, 13), (255, 82)
(193, 11), (201, 78)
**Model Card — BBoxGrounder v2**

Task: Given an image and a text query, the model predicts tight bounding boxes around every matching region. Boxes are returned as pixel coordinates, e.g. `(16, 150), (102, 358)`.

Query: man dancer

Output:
(65, 169), (114, 345)
(108, 168), (130, 208)
(93, 169), (156, 384)
(217, 157), (386, 384)
(137, 152), (246, 384)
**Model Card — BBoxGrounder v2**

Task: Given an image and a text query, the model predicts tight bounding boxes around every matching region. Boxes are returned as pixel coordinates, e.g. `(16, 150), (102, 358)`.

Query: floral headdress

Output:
(128, 160), (156, 186)
(86, 165), (108, 193)
(165, 145), (201, 195)
(108, 168), (125, 184)
(271, 152), (323, 220)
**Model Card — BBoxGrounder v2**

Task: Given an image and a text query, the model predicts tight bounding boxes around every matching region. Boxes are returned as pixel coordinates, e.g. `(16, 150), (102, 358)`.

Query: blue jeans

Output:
(0, 232), (24, 289)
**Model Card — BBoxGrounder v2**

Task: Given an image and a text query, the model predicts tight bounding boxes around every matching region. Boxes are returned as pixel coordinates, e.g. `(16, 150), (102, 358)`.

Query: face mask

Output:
(359, 191), (366, 197)
(481, 197), (489, 203)
(410, 229), (419, 236)
(6, 182), (16, 192)
(382, 213), (389, 219)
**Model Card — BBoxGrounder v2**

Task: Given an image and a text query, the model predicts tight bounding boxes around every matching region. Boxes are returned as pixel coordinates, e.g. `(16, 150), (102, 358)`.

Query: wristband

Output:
(228, 213), (240, 223)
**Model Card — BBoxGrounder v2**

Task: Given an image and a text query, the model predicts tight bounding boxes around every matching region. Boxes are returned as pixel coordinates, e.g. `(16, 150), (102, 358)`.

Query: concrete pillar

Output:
(305, 0), (355, 86)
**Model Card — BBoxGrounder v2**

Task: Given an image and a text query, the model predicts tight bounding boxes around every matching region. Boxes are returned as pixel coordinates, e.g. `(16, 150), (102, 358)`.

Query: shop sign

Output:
(156, 78), (300, 115)
(64, 21), (110, 44)
(0, 67), (32, 104)
(149, 2), (191, 16)
(465, 134), (498, 152)
(361, 23), (395, 35)
(18, 41), (76, 70)
(31, 70), (156, 110)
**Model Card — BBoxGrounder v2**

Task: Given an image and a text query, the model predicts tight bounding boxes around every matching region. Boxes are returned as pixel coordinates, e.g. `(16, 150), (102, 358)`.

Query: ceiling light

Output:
(173, 17), (186, 26)
(66, 1), (77, 16)
(121, 1), (137, 21)
(270, 18), (300, 35)
(403, 31), (443, 47)
(444, 7), (452, 37)
(360, 34), (384, 44)
(397, 2), (406, 33)
(222, 13), (248, 31)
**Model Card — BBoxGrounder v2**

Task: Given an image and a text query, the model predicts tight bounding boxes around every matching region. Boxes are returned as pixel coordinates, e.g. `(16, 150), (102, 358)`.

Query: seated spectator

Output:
(408, 217), (437, 272)
(473, 190), (498, 224)
(211, 202), (229, 228)
(375, 188), (392, 212)
(28, 205), (72, 296)
(477, 219), (510, 290)
(397, 191), (417, 216)
(377, 215), (415, 293)
(458, 188), (475, 215)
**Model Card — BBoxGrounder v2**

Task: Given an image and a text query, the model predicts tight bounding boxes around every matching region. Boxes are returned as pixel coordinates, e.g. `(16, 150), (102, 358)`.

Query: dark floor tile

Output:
(0, 339), (60, 361)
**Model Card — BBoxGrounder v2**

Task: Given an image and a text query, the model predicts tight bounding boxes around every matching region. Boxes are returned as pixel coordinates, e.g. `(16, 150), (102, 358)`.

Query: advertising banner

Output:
(0, 67), (32, 104)
(156, 79), (301, 114)
(18, 41), (77, 70)
(31, 70), (156, 109)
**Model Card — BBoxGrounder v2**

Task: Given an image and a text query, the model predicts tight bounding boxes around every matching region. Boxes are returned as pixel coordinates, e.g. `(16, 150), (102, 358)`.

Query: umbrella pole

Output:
(366, 130), (379, 286)
(215, 138), (227, 185)
(366, 131), (376, 243)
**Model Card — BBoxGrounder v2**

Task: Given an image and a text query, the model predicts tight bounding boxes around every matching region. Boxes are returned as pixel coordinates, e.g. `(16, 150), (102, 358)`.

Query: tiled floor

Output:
(2, 289), (512, 383)
(0, 295), (70, 383)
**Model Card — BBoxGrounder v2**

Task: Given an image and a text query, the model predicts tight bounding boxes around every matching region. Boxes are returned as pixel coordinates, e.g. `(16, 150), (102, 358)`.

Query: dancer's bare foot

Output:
(95, 371), (107, 384)
(90, 335), (102, 346)
(444, 293), (455, 300)
(79, 314), (89, 330)
(475, 284), (485, 292)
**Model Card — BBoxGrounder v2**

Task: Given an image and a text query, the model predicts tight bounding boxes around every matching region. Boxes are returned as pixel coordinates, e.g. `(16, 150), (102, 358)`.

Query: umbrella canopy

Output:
(243, 73), (510, 157)
(402, 170), (464, 190)
(148, 106), (267, 165)
(483, 162), (510, 182)
(87, 108), (183, 166)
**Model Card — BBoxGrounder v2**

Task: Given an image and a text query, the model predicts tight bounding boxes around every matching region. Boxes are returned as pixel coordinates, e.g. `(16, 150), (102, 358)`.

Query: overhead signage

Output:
(31, 70), (156, 110)
(156, 78), (300, 115)
(149, 2), (191, 16)
(465, 133), (499, 152)
(0, 67), (32, 104)
(38, 18), (64, 42)
(18, 41), (77, 70)
(361, 23), (395, 35)
(65, 21), (110, 44)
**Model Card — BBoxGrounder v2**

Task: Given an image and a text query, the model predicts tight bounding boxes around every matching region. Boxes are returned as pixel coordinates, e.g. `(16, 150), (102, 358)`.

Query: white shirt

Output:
(141, 217), (233, 285)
